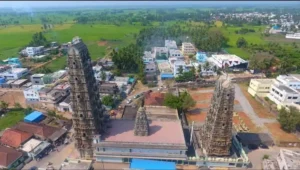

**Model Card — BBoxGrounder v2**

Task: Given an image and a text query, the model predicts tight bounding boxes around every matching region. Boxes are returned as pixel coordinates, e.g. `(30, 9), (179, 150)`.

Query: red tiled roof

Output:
(144, 92), (165, 106)
(0, 129), (33, 148)
(14, 122), (58, 139)
(0, 145), (23, 167)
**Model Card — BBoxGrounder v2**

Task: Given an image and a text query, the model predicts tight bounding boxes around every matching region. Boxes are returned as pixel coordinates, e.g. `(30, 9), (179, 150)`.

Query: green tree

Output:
(100, 70), (106, 81)
(163, 92), (196, 111)
(277, 106), (300, 132)
(163, 93), (182, 110)
(236, 37), (248, 48)
(181, 91), (196, 111)
(102, 95), (114, 107)
(0, 101), (9, 111)
(178, 66), (184, 75)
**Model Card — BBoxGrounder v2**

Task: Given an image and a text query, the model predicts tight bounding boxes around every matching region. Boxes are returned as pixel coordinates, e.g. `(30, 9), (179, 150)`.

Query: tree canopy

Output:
(277, 106), (300, 133)
(28, 32), (49, 47)
(163, 91), (196, 111)
(236, 37), (248, 48)
(102, 95), (114, 107)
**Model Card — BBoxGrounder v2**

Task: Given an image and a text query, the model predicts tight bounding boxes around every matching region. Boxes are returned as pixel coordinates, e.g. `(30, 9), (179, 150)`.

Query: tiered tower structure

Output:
(200, 76), (235, 156)
(68, 37), (106, 159)
(134, 107), (149, 136)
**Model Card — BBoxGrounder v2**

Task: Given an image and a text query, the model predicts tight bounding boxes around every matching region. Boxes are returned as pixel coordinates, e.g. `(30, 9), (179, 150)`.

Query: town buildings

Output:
(25, 46), (44, 57)
(68, 37), (107, 159)
(208, 54), (248, 71)
(181, 42), (196, 55)
(0, 66), (28, 80)
(248, 79), (275, 97)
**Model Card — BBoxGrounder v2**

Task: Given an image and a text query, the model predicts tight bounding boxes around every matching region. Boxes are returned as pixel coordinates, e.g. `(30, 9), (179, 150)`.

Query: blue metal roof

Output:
(24, 111), (44, 122)
(161, 73), (174, 78)
(130, 159), (176, 170)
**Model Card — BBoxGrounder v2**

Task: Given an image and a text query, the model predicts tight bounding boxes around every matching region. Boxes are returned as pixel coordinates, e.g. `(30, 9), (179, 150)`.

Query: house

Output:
(0, 67), (28, 80)
(173, 60), (189, 77)
(144, 62), (157, 74)
(0, 129), (33, 148)
(182, 42), (195, 55)
(276, 74), (300, 90)
(21, 138), (52, 159)
(11, 79), (28, 88)
(196, 52), (207, 63)
(2, 58), (22, 68)
(165, 40), (178, 50)
(57, 95), (72, 112)
(25, 46), (44, 57)
(267, 80), (300, 109)
(143, 51), (155, 63)
(248, 79), (275, 97)
(169, 49), (183, 58)
(23, 85), (44, 102)
(208, 54), (248, 71)
(0, 145), (30, 170)
(14, 122), (59, 140)
(1, 79), (15, 88)
(153, 47), (169, 60)
(30, 74), (45, 85)
(277, 149), (300, 170)
(99, 83), (119, 96)
(24, 111), (45, 123)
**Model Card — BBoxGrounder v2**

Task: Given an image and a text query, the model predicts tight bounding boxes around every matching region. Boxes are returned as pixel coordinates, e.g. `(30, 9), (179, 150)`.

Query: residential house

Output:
(25, 46), (44, 57)
(173, 60), (189, 77)
(14, 122), (59, 141)
(207, 54), (248, 71)
(21, 138), (52, 159)
(267, 80), (300, 109)
(31, 74), (45, 85)
(276, 74), (300, 90)
(182, 42), (196, 55)
(0, 67), (28, 80)
(23, 85), (45, 102)
(143, 51), (155, 63)
(99, 82), (119, 96)
(57, 96), (72, 112)
(39, 84), (69, 110)
(169, 49), (183, 58)
(0, 145), (30, 170)
(165, 40), (178, 50)
(248, 79), (275, 97)
(2, 58), (22, 68)
(11, 79), (28, 88)
(0, 129), (33, 148)
(153, 47), (169, 60)
(196, 52), (207, 63)
(144, 62), (157, 74)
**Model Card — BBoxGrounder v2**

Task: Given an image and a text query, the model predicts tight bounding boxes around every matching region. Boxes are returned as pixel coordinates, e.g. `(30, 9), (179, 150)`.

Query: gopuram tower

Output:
(200, 76), (235, 156)
(68, 37), (106, 159)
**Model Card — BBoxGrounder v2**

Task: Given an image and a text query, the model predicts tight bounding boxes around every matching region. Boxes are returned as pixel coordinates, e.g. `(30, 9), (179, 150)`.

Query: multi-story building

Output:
(68, 37), (107, 159)
(0, 67), (28, 80)
(144, 62), (157, 74)
(208, 54), (248, 71)
(276, 74), (300, 90)
(153, 47), (169, 60)
(267, 80), (300, 109)
(31, 74), (45, 85)
(181, 42), (195, 55)
(173, 60), (189, 77)
(248, 79), (275, 97)
(23, 85), (45, 102)
(165, 40), (178, 50)
(277, 149), (300, 170)
(25, 46), (44, 57)
(169, 49), (183, 58)
(143, 51), (155, 63)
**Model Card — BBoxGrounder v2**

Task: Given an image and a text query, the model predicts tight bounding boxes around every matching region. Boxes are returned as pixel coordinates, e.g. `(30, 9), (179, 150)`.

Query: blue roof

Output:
(129, 78), (135, 83)
(24, 111), (44, 122)
(273, 25), (280, 30)
(130, 159), (176, 170)
(196, 52), (207, 62)
(161, 73), (174, 78)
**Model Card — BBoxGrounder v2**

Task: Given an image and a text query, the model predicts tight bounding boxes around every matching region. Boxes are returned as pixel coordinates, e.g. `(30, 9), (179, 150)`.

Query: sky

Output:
(0, 1), (299, 8)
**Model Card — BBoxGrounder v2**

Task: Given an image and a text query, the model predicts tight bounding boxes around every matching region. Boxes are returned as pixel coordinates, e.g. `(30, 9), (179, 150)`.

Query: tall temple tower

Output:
(68, 37), (106, 159)
(134, 107), (149, 136)
(200, 76), (234, 156)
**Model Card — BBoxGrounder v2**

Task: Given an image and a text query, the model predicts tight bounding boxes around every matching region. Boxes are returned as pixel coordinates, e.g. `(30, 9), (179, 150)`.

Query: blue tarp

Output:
(128, 78), (135, 84)
(196, 52), (207, 63)
(161, 73), (174, 79)
(0, 78), (5, 84)
(130, 159), (176, 170)
(24, 111), (44, 123)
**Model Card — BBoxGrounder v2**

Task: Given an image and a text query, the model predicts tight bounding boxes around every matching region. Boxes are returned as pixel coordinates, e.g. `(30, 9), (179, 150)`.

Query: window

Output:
(288, 97), (292, 99)
(83, 133), (86, 137)
(77, 95), (80, 99)
(293, 97), (298, 99)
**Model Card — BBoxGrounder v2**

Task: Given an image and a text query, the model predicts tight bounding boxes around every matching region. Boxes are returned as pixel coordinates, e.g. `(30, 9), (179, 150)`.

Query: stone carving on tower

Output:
(68, 36), (106, 159)
(200, 76), (234, 156)
(134, 107), (149, 136)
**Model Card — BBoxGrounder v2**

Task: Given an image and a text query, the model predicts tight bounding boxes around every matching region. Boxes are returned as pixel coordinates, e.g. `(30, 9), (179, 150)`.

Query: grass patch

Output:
(44, 56), (67, 72)
(0, 110), (25, 131)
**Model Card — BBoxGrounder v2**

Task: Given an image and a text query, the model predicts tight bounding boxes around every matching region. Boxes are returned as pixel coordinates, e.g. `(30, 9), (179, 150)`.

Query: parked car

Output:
(134, 94), (140, 99)
(126, 99), (132, 104)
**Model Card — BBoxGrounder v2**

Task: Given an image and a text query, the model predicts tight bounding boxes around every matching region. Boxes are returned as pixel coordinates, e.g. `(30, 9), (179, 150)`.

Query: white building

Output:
(248, 79), (275, 97)
(285, 33), (300, 40)
(173, 60), (189, 77)
(277, 74), (300, 90)
(143, 51), (155, 63)
(23, 85), (45, 102)
(181, 42), (195, 55)
(25, 46), (44, 57)
(144, 62), (156, 74)
(169, 49), (184, 58)
(207, 54), (248, 71)
(165, 40), (177, 50)
(277, 149), (300, 170)
(0, 68), (29, 80)
(267, 80), (300, 109)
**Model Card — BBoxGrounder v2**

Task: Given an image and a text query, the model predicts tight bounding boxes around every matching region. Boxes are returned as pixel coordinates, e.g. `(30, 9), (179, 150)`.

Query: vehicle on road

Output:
(134, 94), (141, 99)
(126, 98), (132, 104)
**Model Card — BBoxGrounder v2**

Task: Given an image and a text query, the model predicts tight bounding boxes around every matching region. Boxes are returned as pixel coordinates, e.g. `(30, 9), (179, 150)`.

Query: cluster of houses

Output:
(248, 74), (300, 110)
(0, 110), (72, 169)
(20, 42), (60, 58)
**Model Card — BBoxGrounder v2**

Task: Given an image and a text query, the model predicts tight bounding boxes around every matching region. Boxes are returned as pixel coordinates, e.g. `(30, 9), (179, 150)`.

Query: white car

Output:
(126, 99), (132, 104)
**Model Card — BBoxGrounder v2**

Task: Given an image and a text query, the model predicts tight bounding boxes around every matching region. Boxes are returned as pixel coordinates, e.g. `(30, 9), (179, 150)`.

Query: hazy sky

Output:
(0, 1), (298, 8)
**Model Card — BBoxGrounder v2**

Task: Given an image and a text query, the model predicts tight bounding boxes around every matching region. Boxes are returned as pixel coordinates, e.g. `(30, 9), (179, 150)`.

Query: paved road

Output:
(22, 142), (75, 170)
(234, 84), (277, 131)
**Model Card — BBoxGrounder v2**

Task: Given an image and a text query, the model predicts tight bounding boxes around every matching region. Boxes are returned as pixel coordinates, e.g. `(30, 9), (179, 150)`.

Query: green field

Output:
(0, 110), (25, 130)
(0, 23), (146, 60)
